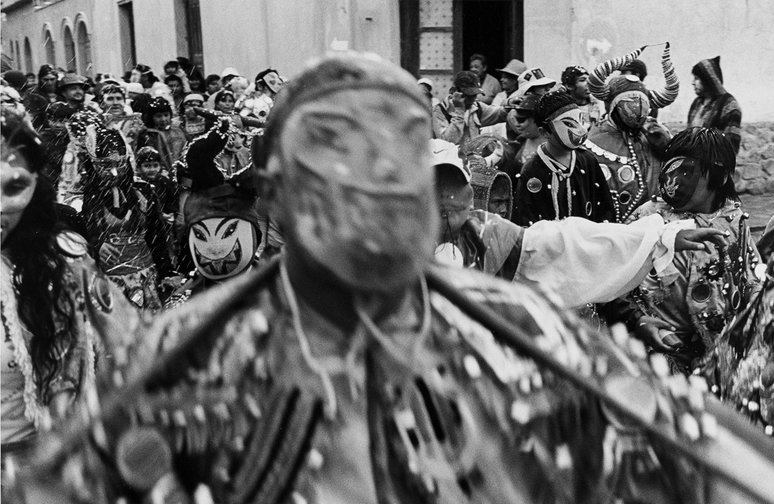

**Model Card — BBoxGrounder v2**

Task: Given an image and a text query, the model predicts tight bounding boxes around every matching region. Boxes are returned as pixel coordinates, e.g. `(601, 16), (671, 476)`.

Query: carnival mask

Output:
(261, 72), (283, 94)
(92, 154), (131, 186)
(188, 217), (257, 280)
(611, 90), (651, 130)
(659, 156), (702, 209)
(550, 107), (587, 149)
(276, 88), (436, 295)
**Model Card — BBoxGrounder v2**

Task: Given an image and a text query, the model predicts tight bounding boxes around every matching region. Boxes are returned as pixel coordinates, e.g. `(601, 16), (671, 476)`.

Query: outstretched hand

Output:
(674, 228), (728, 252)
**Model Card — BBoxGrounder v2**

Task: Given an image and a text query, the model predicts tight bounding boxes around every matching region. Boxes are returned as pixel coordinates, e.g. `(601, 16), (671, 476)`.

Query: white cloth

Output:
(515, 214), (695, 308)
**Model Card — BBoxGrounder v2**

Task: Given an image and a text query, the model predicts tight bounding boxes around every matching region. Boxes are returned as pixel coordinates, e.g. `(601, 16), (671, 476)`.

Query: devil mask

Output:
(659, 156), (702, 209)
(189, 217), (257, 280)
(549, 106), (587, 149)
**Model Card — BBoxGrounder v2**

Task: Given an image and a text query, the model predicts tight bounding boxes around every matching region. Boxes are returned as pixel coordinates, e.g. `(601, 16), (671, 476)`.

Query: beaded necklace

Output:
(584, 134), (645, 222)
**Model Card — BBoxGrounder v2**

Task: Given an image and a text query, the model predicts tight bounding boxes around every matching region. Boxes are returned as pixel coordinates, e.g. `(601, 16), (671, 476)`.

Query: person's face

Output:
(61, 85), (85, 103)
(138, 161), (162, 180)
(438, 184), (473, 241)
(692, 75), (705, 97)
(571, 75), (590, 100)
(40, 73), (57, 92)
(167, 80), (182, 96)
(47, 118), (68, 132)
(183, 100), (203, 119)
(500, 74), (518, 94)
(101, 91), (126, 114)
(189, 217), (257, 280)
(153, 111), (172, 130)
(139, 74), (151, 88)
(275, 87), (435, 295)
(216, 95), (235, 114)
(512, 111), (540, 139)
(487, 178), (511, 219)
(164, 65), (178, 76)
(207, 81), (221, 94)
(26, 75), (37, 89)
(189, 77), (202, 90)
(230, 81), (247, 97)
(130, 69), (142, 83)
(528, 85), (552, 97)
(469, 59), (486, 79)
(225, 131), (245, 152)
(1, 139), (37, 239)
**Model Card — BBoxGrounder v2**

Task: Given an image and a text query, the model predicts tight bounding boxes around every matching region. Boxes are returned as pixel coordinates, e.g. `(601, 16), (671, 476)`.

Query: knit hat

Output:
(515, 93), (541, 113)
(692, 56), (725, 96)
(2, 70), (26, 90)
(37, 64), (57, 82)
(136, 146), (163, 165)
(183, 93), (204, 105)
(560, 66), (588, 87)
(621, 59), (648, 81)
(497, 59), (527, 78)
(535, 91), (578, 127)
(453, 71), (483, 96)
(469, 155), (512, 220)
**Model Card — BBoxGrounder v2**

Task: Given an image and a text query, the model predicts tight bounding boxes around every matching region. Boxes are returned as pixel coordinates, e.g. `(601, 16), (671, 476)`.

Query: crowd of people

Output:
(1, 44), (773, 503)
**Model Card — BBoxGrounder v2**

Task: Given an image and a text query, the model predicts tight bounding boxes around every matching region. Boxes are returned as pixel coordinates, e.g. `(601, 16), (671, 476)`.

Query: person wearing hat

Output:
(516, 67), (557, 100)
(468, 53), (501, 104)
(560, 65), (603, 129)
(24, 64), (60, 129)
(176, 93), (207, 140)
(56, 73), (89, 112)
(586, 44), (679, 222)
(513, 91), (615, 226)
(238, 68), (283, 126)
(688, 56), (742, 154)
(137, 96), (188, 174)
(481, 58), (528, 138)
(38, 101), (75, 187)
(432, 70), (507, 146)
(416, 77), (440, 110)
(509, 93), (543, 172)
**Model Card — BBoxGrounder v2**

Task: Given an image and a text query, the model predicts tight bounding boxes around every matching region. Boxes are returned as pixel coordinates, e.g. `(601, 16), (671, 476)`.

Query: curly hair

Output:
(2, 111), (76, 399)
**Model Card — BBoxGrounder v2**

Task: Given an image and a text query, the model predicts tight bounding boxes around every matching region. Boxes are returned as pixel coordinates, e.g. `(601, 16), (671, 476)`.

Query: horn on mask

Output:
(648, 42), (680, 109)
(588, 47), (644, 102)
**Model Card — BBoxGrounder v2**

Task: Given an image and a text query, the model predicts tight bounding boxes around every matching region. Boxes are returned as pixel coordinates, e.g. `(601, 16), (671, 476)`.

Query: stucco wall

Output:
(524, 0), (774, 123)
(132, 0), (180, 74)
(198, 0), (400, 81)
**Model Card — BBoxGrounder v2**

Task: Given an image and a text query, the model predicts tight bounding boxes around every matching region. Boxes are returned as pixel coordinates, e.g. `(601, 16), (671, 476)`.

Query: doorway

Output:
(459, 0), (522, 72)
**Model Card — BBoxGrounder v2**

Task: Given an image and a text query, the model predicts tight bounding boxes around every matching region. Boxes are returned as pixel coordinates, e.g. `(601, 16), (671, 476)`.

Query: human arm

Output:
(432, 97), (465, 144)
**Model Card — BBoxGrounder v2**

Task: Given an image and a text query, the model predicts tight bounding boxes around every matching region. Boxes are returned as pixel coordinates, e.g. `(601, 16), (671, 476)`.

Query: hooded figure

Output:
(688, 56), (742, 154)
(165, 115), (262, 308)
(469, 154), (513, 221)
(585, 44), (678, 222)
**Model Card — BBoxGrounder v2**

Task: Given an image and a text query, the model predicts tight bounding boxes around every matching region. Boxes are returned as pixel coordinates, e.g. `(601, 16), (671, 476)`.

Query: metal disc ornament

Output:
(527, 177), (542, 194)
(617, 164), (635, 183)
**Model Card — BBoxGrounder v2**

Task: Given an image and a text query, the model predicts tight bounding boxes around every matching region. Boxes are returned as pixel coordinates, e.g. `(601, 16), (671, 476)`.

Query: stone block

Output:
(761, 143), (774, 159)
(763, 158), (774, 176)
(735, 178), (748, 193)
(747, 182), (766, 195)
(741, 164), (764, 180)
(765, 179), (774, 193)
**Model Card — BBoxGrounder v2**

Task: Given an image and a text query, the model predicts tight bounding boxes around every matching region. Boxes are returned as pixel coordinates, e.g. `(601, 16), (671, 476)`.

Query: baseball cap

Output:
(430, 138), (470, 182)
(453, 71), (483, 96)
(220, 67), (240, 79)
(518, 67), (556, 94)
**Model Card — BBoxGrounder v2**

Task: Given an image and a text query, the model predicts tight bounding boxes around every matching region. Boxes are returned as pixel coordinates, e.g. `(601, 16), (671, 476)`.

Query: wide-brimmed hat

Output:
(57, 73), (88, 90)
(497, 59), (527, 78)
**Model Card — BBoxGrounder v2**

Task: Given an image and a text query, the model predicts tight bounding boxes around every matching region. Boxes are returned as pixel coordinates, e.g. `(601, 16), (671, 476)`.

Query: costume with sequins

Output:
(626, 199), (762, 375)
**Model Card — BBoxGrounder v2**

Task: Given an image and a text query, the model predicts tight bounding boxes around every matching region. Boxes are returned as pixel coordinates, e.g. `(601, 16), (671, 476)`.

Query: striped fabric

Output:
(647, 43), (679, 108)
(588, 47), (643, 102)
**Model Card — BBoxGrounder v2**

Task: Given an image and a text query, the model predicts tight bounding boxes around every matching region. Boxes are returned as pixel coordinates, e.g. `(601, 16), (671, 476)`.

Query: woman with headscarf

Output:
(688, 56), (742, 154)
(1, 108), (135, 458)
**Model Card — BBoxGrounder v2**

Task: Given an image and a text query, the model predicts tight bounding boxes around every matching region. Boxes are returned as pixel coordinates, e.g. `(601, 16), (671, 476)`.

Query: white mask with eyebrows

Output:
(188, 217), (257, 280)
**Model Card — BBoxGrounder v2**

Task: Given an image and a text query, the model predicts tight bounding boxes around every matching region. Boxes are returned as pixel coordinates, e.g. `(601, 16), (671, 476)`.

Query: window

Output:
(118, 2), (136, 70)
(23, 37), (33, 73)
(43, 28), (56, 65)
(76, 20), (92, 76)
(63, 24), (76, 72)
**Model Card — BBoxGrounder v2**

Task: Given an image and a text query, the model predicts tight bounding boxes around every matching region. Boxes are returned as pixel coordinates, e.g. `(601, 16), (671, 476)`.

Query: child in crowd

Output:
(513, 91), (614, 225)
(137, 97), (187, 174)
(135, 146), (178, 222)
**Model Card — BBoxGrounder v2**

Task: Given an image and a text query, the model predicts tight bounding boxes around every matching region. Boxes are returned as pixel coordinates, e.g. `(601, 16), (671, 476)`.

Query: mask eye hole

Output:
(222, 221), (239, 238)
(192, 226), (206, 241)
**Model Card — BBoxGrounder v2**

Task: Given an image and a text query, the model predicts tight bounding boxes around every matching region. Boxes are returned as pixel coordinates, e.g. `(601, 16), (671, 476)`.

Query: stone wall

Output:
(665, 122), (774, 195)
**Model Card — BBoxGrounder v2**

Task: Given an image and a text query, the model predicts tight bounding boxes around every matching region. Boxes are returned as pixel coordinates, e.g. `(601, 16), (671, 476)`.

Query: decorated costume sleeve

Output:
(588, 47), (644, 102)
(185, 117), (231, 190)
(648, 43), (679, 109)
(139, 186), (175, 278)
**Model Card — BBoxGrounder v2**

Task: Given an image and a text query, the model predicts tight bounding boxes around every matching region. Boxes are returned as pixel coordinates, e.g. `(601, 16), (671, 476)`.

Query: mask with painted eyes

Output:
(658, 156), (702, 209)
(550, 107), (587, 149)
(611, 90), (651, 130)
(188, 217), (258, 280)
(261, 72), (283, 94)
